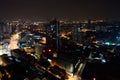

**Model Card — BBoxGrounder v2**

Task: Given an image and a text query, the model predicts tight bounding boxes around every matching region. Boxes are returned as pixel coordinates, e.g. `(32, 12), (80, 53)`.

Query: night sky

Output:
(0, 0), (120, 20)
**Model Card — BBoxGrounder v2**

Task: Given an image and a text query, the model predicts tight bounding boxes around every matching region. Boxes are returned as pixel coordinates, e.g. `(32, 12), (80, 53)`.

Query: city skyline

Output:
(0, 0), (120, 20)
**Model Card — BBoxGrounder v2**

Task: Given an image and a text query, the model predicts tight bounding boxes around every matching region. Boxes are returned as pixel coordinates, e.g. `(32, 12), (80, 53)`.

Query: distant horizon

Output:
(1, 17), (120, 22)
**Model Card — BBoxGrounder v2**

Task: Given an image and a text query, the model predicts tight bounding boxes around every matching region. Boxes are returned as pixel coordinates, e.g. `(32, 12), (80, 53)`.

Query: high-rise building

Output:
(45, 18), (60, 51)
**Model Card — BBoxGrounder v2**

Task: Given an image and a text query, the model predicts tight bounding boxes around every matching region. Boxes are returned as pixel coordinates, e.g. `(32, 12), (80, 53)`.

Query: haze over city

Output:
(0, 0), (120, 20)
